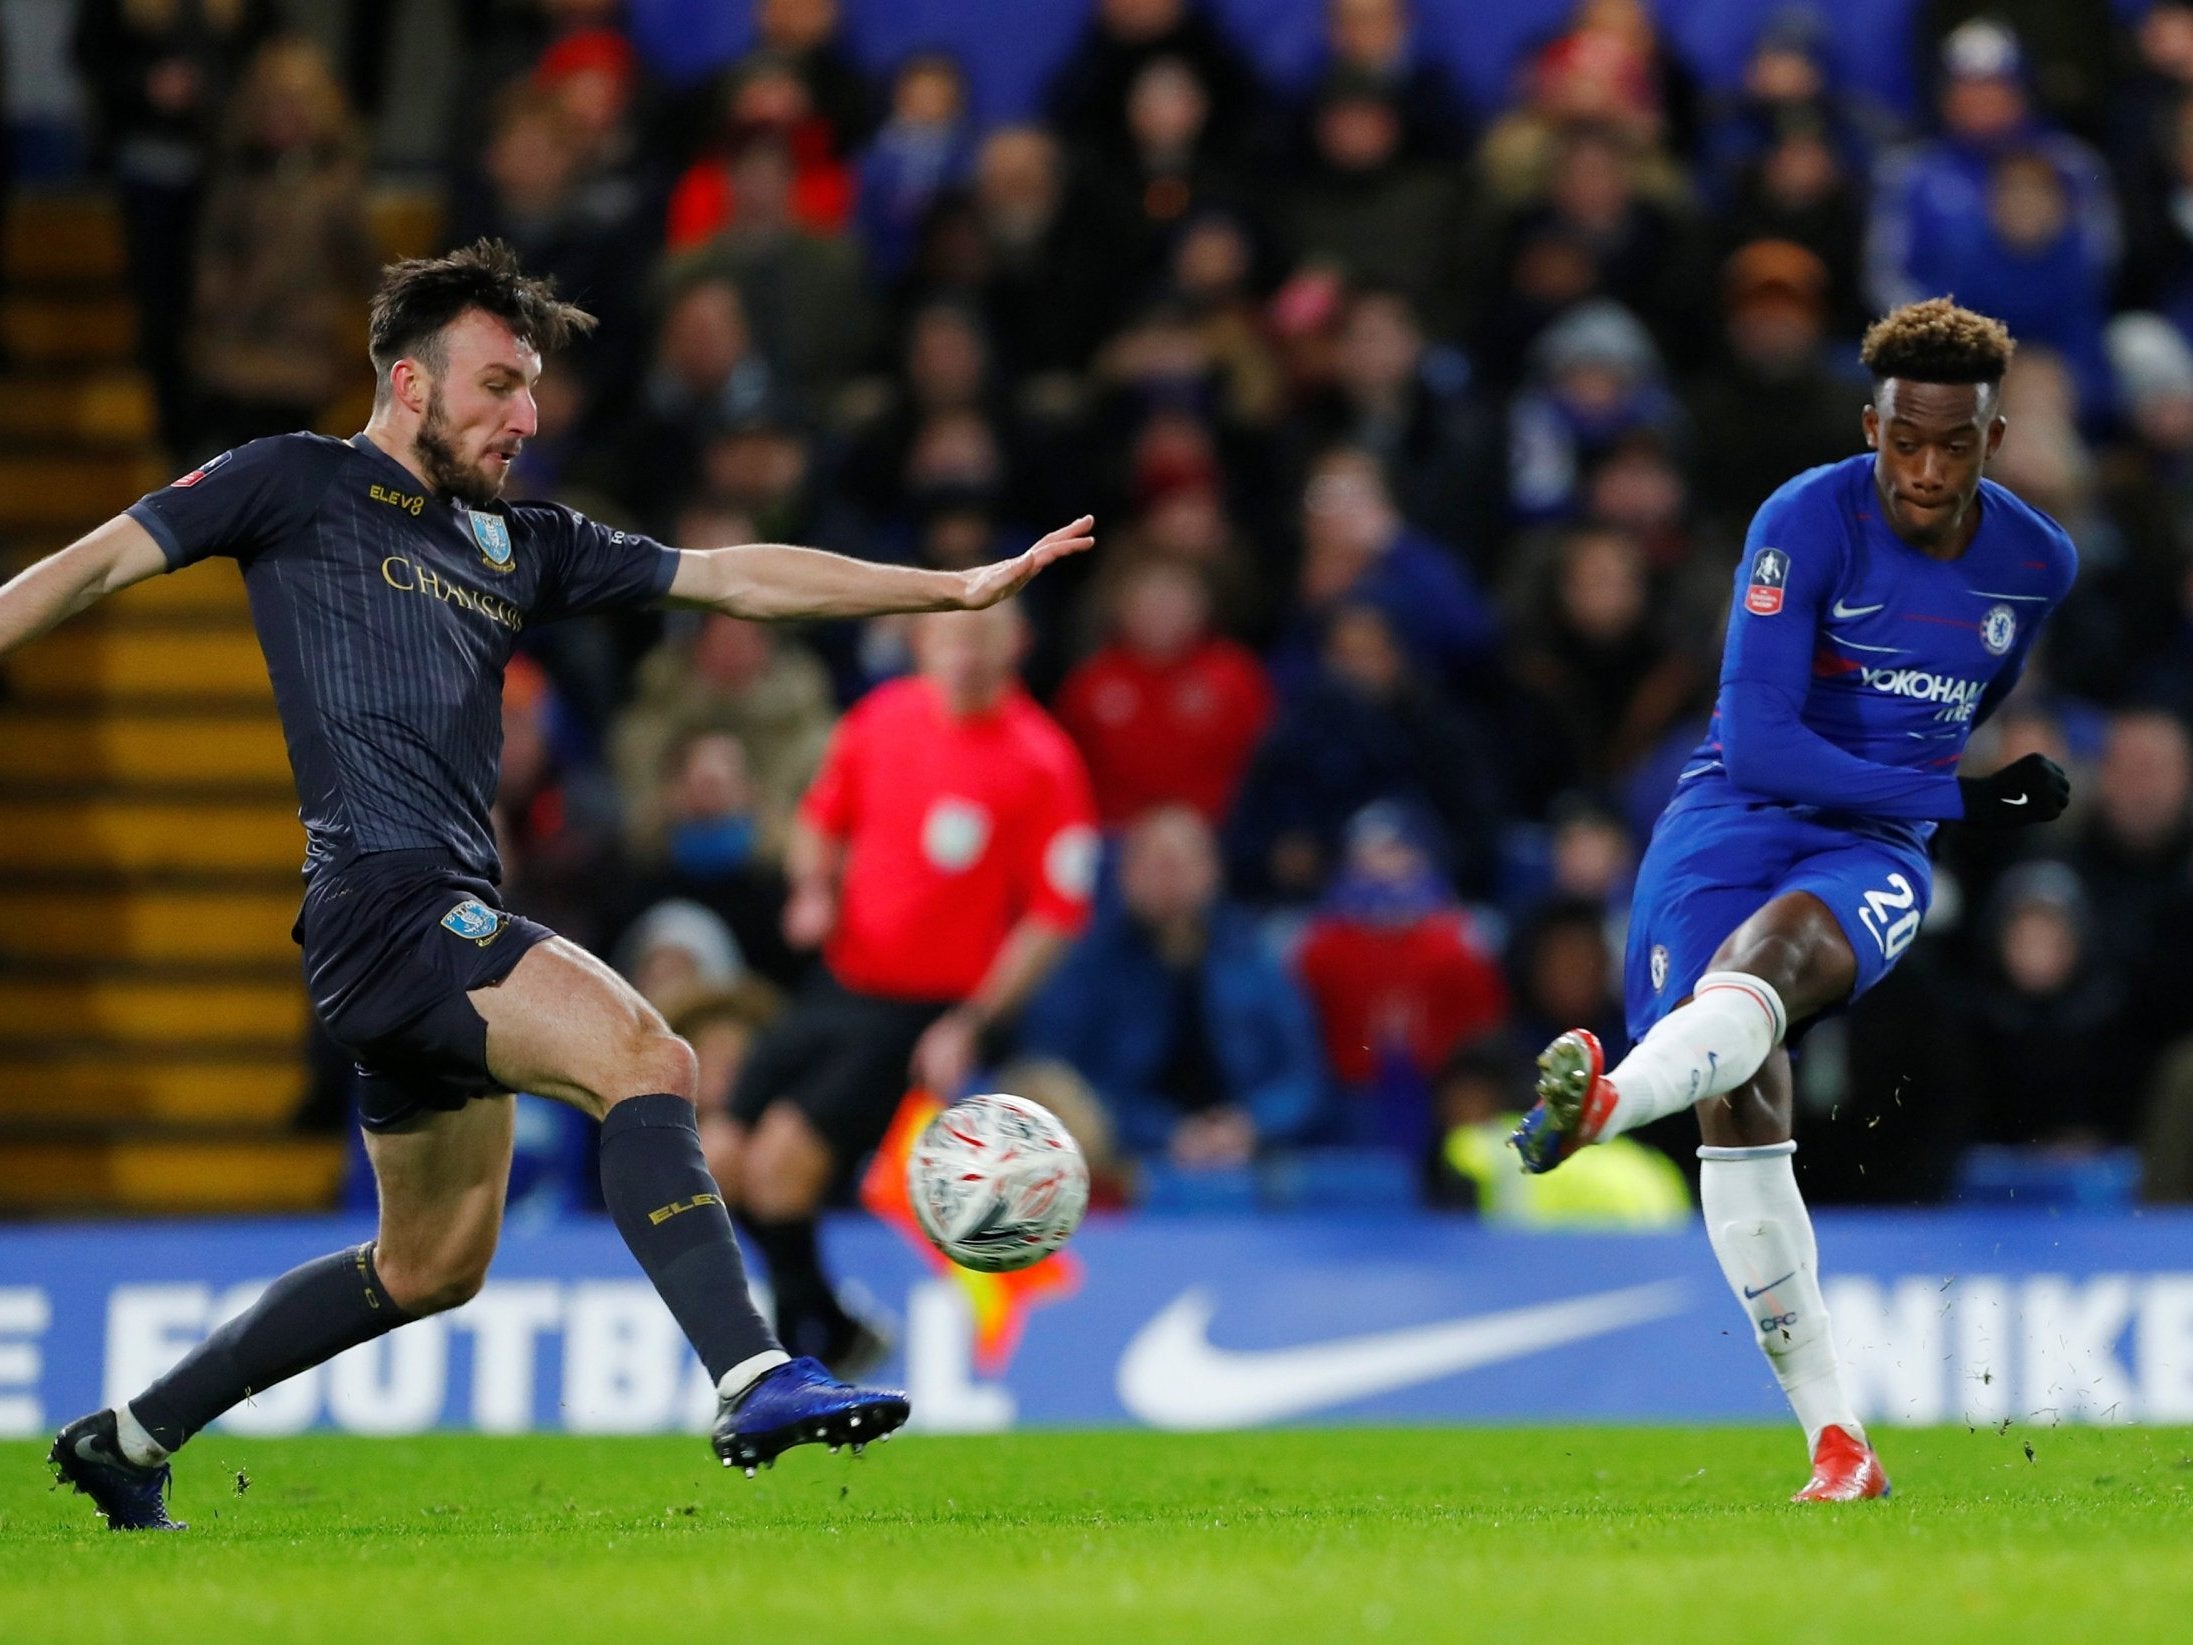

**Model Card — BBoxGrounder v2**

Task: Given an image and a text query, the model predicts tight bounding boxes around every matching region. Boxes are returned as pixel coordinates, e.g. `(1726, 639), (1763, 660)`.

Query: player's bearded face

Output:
(416, 380), (514, 507)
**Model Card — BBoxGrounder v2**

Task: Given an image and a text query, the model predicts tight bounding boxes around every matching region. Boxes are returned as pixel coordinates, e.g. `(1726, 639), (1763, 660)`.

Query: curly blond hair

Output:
(1860, 297), (2015, 387)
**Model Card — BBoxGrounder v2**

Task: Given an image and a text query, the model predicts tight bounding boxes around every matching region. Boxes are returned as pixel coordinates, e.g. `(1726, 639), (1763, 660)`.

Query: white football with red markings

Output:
(907, 1092), (1089, 1272)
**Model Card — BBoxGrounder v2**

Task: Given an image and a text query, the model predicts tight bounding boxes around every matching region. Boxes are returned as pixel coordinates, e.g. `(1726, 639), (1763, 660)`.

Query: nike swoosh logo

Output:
(2003, 794), (2029, 806)
(1832, 600), (1886, 618)
(1742, 1271), (1796, 1300)
(74, 1433), (111, 1464)
(1115, 1281), (1689, 1429)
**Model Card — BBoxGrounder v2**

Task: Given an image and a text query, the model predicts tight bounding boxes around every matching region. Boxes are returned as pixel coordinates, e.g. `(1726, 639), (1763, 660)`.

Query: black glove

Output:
(1957, 752), (2070, 828)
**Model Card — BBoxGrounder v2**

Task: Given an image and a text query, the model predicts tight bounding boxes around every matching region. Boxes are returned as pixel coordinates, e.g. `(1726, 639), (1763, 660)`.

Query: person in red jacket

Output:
(717, 601), (1099, 1370)
(1296, 801), (1510, 1149)
(1054, 553), (1273, 826)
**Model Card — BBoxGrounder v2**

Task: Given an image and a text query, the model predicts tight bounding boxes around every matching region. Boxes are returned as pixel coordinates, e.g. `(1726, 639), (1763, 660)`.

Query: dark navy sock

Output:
(130, 1244), (409, 1452)
(600, 1093), (779, 1382)
(739, 1214), (851, 1361)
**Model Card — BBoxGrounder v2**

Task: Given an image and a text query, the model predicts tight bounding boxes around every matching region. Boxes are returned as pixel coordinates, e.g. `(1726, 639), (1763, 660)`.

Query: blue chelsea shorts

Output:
(1623, 797), (1933, 1048)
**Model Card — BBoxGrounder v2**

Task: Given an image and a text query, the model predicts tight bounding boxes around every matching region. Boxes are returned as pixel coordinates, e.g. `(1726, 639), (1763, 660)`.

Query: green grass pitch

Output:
(5, 1426), (2190, 1643)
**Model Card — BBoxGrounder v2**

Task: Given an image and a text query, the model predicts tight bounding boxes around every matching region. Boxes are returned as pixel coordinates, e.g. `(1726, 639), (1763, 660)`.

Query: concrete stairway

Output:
(0, 194), (353, 1215)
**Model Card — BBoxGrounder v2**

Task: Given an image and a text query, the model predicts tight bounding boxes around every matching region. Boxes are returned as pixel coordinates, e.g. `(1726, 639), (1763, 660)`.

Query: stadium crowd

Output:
(50, 0), (2193, 1214)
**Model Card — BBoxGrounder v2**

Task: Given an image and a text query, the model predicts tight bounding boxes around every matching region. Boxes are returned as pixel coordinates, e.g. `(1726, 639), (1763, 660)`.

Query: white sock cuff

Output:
(1694, 971), (1788, 1047)
(717, 1348), (791, 1404)
(1697, 1140), (1798, 1162)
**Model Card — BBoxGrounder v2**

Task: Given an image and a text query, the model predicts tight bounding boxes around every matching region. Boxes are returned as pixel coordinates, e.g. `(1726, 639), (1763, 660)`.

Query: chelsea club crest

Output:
(440, 898), (505, 946)
(1650, 943), (1670, 993)
(1980, 603), (2017, 656)
(469, 510), (514, 573)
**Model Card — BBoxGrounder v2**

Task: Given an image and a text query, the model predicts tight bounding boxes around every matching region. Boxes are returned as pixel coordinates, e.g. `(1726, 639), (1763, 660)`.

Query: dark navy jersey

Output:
(127, 432), (680, 879)
(1673, 453), (2078, 845)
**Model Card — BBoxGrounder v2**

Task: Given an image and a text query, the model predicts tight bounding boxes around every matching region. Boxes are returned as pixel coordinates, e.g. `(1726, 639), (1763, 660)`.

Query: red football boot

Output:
(1791, 1424), (1892, 1502)
(1511, 1029), (1620, 1174)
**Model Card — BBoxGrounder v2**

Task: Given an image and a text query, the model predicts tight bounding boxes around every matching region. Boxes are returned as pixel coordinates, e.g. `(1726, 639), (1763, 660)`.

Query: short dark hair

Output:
(1860, 297), (2014, 389)
(367, 238), (595, 391)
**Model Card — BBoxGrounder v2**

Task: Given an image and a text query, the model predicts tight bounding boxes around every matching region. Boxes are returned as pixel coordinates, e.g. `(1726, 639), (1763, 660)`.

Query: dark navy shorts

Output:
(1623, 798), (1933, 1048)
(730, 973), (949, 1167)
(295, 850), (555, 1131)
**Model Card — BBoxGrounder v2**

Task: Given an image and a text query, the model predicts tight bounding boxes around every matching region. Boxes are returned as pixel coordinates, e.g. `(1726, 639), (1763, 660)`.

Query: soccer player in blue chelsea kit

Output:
(1512, 299), (2076, 1502)
(0, 241), (1096, 1528)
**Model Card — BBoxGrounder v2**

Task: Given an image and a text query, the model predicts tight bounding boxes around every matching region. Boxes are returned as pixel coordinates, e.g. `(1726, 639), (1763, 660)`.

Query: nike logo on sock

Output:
(1742, 1271), (1796, 1300)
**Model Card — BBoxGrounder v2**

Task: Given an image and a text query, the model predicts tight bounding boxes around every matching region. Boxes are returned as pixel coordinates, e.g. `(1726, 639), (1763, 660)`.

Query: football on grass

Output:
(908, 1092), (1089, 1272)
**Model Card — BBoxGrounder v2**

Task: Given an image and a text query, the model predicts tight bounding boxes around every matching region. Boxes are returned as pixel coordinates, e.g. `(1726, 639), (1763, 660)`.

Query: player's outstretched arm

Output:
(0, 515), (168, 661)
(666, 516), (1096, 621)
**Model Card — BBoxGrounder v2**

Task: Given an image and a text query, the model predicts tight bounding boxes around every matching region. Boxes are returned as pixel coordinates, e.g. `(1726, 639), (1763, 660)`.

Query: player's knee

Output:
(379, 1247), (493, 1316)
(609, 1025), (698, 1104)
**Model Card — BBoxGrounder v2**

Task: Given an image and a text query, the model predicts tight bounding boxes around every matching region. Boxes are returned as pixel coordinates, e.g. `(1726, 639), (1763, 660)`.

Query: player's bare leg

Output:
(471, 939), (907, 1469)
(50, 1094), (512, 1530)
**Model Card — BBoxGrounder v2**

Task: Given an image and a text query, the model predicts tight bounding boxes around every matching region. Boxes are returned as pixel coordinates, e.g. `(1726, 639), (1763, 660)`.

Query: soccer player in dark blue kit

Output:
(4, 241), (1095, 1529)
(1512, 299), (2076, 1501)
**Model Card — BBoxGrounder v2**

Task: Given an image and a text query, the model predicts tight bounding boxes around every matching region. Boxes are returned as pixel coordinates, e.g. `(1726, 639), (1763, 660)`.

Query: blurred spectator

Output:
(1280, 70), (1466, 331)
(715, 604), (1096, 1368)
(842, 299), (1005, 520)
(1296, 0), (1470, 163)
(1916, 0), (2117, 148)
(856, 53), (977, 284)
(1055, 555), (1273, 827)
(2120, 91), (2193, 344)
(1702, 7), (1878, 210)
(1426, 1034), (1690, 1221)
(1953, 861), (2133, 1146)
(2115, 1), (2193, 242)
(611, 605), (837, 850)
(1479, 122), (1704, 373)
(590, 271), (774, 526)
(1505, 522), (1701, 785)
(1918, 148), (2117, 418)
(1283, 286), (1485, 557)
(1506, 894), (1625, 1060)
(1272, 446), (1499, 693)
(1866, 19), (2120, 401)
(2061, 710), (2193, 1071)
(1295, 803), (1509, 1148)
(450, 91), (652, 408)
(676, 982), (787, 1204)
(675, 132), (874, 410)
(1020, 805), (1324, 1164)
(1229, 602), (1503, 902)
(612, 726), (799, 989)
(618, 896), (750, 1015)
(753, 0), (876, 155)
(496, 653), (624, 948)
(73, 0), (279, 453)
(946, 124), (1128, 379)
(1477, 2), (1695, 209)
(1507, 300), (1685, 526)
(1717, 103), (1871, 339)
(1047, 0), (1264, 170)
(189, 37), (378, 454)
(1089, 55), (1254, 288)
(668, 58), (855, 250)
(1685, 240), (1862, 529)
(1166, 212), (1288, 430)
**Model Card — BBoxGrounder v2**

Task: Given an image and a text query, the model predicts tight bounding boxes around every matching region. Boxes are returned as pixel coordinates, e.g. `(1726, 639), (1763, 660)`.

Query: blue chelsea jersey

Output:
(1674, 454), (2078, 841)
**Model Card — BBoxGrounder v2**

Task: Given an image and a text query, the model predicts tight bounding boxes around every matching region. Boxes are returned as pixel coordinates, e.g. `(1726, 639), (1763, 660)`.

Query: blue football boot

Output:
(711, 1356), (910, 1477)
(49, 1409), (186, 1531)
